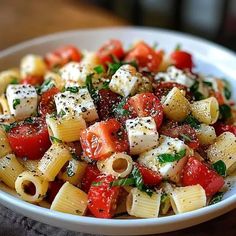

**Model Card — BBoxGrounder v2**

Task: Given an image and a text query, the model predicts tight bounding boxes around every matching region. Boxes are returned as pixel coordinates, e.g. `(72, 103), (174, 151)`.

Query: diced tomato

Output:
(88, 175), (120, 218)
(170, 50), (193, 70)
(212, 91), (225, 105)
(97, 39), (125, 65)
(80, 119), (129, 160)
(136, 163), (162, 186)
(213, 122), (236, 136)
(125, 41), (162, 73)
(97, 89), (122, 120)
(46, 180), (64, 203)
(45, 45), (82, 69)
(182, 157), (224, 197)
(38, 87), (60, 116)
(154, 82), (191, 101)
(7, 117), (51, 160)
(81, 164), (101, 193)
(66, 141), (83, 158)
(127, 93), (163, 129)
(21, 75), (44, 86)
(161, 123), (200, 149)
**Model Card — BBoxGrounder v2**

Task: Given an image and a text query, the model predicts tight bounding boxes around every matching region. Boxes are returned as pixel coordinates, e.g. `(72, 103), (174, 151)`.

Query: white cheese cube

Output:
(155, 66), (195, 88)
(54, 88), (98, 122)
(138, 135), (188, 183)
(6, 85), (38, 120)
(126, 117), (159, 155)
(60, 62), (94, 87)
(20, 54), (46, 78)
(109, 64), (140, 97)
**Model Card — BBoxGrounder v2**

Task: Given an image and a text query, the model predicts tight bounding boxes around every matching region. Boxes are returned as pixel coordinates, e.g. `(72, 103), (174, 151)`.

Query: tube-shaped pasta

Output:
(0, 69), (20, 95)
(51, 181), (87, 215)
(46, 115), (86, 142)
(170, 184), (206, 214)
(20, 54), (46, 78)
(44, 72), (65, 90)
(191, 97), (219, 125)
(163, 87), (190, 121)
(38, 143), (72, 181)
(0, 154), (25, 188)
(58, 159), (87, 186)
(207, 132), (236, 174)
(0, 95), (11, 115)
(196, 124), (216, 146)
(160, 182), (173, 215)
(0, 128), (12, 158)
(15, 171), (49, 203)
(97, 153), (133, 178)
(126, 188), (162, 218)
(82, 51), (101, 68)
(18, 159), (40, 172)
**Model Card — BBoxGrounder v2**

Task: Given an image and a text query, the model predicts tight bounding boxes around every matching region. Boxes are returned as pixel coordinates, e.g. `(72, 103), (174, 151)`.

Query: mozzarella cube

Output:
(126, 117), (159, 155)
(20, 54), (46, 78)
(60, 62), (94, 87)
(109, 64), (140, 97)
(54, 88), (98, 122)
(138, 135), (188, 183)
(6, 85), (38, 120)
(155, 66), (195, 88)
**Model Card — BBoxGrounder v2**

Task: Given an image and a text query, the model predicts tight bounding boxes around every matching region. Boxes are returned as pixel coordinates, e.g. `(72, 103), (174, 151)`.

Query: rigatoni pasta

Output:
(15, 170), (49, 203)
(0, 128), (12, 158)
(196, 124), (216, 145)
(51, 181), (87, 215)
(0, 154), (25, 188)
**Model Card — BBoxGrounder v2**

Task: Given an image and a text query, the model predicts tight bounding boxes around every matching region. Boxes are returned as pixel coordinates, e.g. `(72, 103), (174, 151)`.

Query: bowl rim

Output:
(0, 26), (235, 227)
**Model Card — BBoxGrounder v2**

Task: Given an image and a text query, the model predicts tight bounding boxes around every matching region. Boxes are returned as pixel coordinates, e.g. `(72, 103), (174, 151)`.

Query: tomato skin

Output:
(46, 180), (64, 203)
(38, 87), (60, 117)
(97, 39), (125, 65)
(161, 123), (200, 149)
(128, 93), (163, 129)
(170, 50), (193, 70)
(213, 122), (236, 136)
(136, 163), (162, 186)
(7, 118), (51, 160)
(88, 175), (120, 218)
(81, 164), (101, 193)
(125, 41), (162, 73)
(97, 89), (122, 120)
(80, 119), (129, 160)
(21, 75), (44, 86)
(45, 45), (82, 69)
(182, 157), (224, 197)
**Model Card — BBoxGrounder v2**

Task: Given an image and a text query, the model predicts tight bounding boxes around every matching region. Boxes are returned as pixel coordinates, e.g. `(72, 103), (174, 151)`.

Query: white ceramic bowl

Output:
(0, 27), (236, 235)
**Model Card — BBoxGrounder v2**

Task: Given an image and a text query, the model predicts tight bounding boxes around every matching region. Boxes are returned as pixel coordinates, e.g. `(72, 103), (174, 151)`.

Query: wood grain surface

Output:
(0, 0), (235, 235)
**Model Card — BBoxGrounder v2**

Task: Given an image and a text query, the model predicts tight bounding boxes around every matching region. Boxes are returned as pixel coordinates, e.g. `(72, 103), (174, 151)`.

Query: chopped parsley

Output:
(66, 162), (75, 177)
(1, 124), (11, 132)
(66, 86), (79, 93)
(110, 178), (135, 187)
(113, 98), (130, 117)
(36, 79), (55, 94)
(101, 80), (110, 90)
(58, 109), (66, 117)
(190, 81), (205, 101)
(50, 136), (62, 143)
(158, 149), (186, 164)
(13, 99), (20, 109)
(184, 115), (201, 129)
(212, 160), (226, 177)
(85, 74), (99, 103)
(209, 192), (224, 205)
(219, 104), (232, 120)
(93, 65), (104, 74)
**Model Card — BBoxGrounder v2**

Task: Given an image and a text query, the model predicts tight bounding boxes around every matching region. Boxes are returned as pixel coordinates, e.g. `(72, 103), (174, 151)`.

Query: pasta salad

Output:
(0, 40), (235, 219)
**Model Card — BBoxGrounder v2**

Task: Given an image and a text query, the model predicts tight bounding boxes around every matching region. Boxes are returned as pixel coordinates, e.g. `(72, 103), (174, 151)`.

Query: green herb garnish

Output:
(219, 104), (232, 120)
(158, 149), (186, 164)
(180, 133), (192, 142)
(184, 115), (201, 129)
(212, 160), (226, 177)
(66, 162), (75, 177)
(203, 81), (213, 87)
(10, 76), (18, 84)
(86, 73), (99, 103)
(93, 65), (104, 74)
(175, 43), (181, 51)
(91, 181), (102, 186)
(50, 136), (62, 143)
(58, 109), (66, 117)
(1, 124), (11, 132)
(37, 79), (55, 94)
(209, 192), (224, 205)
(113, 98), (130, 117)
(110, 178), (135, 187)
(24, 117), (34, 124)
(101, 80), (110, 90)
(66, 86), (79, 93)
(190, 81), (205, 100)
(13, 99), (20, 109)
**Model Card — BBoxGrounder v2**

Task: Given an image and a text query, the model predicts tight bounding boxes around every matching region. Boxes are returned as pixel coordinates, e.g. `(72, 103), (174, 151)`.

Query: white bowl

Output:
(0, 27), (236, 235)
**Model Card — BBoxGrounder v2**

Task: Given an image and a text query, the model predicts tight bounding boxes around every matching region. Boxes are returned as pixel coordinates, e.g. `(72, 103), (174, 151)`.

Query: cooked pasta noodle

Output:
(196, 124), (216, 145)
(0, 128), (12, 158)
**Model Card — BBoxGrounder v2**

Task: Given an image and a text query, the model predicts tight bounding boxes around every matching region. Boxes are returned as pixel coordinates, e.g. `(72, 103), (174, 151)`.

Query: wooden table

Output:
(0, 0), (235, 235)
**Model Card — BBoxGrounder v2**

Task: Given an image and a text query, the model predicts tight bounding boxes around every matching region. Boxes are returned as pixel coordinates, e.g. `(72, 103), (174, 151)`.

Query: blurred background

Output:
(1, 0), (236, 51)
